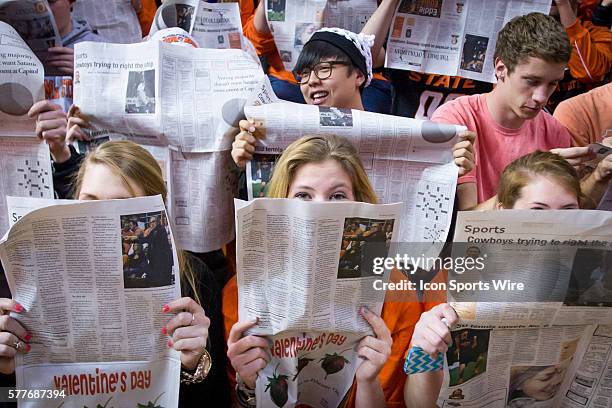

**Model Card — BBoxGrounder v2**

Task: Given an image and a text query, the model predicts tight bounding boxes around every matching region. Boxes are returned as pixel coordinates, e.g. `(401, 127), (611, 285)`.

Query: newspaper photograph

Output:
(0, 0), (62, 62)
(0, 137), (53, 237)
(150, 0), (245, 50)
(265, 0), (377, 70)
(0, 21), (45, 136)
(235, 198), (400, 407)
(244, 102), (465, 243)
(385, 0), (552, 82)
(430, 210), (612, 407)
(44, 75), (73, 112)
(74, 40), (265, 152)
(0, 196), (182, 408)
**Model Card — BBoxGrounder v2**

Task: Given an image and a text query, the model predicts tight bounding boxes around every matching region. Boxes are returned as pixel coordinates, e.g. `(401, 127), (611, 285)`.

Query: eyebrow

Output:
(293, 183), (351, 191)
(522, 75), (563, 82)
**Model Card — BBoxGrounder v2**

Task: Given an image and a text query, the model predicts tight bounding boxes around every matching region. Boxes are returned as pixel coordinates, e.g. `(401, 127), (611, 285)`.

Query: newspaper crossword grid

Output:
(15, 159), (51, 197)
(416, 182), (452, 242)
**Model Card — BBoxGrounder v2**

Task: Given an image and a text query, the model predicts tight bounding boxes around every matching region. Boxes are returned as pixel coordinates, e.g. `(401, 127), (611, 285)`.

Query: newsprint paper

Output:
(385, 0), (551, 83)
(244, 102), (465, 243)
(0, 196), (182, 408)
(434, 210), (612, 408)
(235, 198), (401, 408)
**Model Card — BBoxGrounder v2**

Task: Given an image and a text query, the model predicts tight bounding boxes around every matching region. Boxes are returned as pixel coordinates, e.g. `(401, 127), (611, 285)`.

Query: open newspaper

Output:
(432, 210), (612, 408)
(0, 196), (182, 408)
(244, 102), (465, 243)
(385, 0), (551, 83)
(0, 0), (62, 63)
(265, 0), (377, 70)
(235, 198), (400, 407)
(0, 21), (45, 136)
(150, 0), (245, 50)
(73, 0), (142, 44)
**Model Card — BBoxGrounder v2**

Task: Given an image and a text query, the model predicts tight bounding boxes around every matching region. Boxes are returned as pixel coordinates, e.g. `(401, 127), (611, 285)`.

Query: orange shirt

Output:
(554, 82), (612, 146)
(137, 0), (157, 37)
(222, 268), (442, 407)
(566, 18), (612, 83)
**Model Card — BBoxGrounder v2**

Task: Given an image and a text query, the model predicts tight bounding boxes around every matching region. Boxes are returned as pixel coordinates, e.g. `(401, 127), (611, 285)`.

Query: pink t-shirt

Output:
(431, 93), (572, 203)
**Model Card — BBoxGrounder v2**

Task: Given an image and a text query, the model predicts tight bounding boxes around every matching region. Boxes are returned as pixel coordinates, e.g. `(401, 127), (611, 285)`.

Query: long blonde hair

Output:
(75, 140), (201, 304)
(267, 134), (377, 203)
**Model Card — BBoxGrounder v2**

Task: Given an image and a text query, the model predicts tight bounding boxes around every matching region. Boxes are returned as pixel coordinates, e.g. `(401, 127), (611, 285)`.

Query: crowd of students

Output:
(0, 0), (611, 406)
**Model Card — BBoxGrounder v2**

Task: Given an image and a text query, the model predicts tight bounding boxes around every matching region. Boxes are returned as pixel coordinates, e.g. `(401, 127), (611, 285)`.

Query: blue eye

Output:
(294, 192), (312, 200)
(330, 192), (348, 201)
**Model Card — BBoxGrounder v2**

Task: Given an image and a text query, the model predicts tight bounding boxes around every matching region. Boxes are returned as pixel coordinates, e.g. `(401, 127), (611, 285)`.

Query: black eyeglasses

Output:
(294, 61), (350, 85)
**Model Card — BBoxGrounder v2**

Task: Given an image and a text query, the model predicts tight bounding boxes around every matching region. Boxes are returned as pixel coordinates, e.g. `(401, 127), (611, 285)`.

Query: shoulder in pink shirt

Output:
(431, 93), (572, 203)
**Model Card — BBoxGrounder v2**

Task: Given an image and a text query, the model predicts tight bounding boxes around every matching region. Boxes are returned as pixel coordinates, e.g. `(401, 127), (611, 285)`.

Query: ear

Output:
(494, 57), (507, 82)
(354, 69), (365, 88)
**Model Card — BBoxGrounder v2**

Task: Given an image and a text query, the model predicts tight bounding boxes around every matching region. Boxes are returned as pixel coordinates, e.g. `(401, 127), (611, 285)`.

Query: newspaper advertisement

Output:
(170, 150), (237, 253)
(73, 0), (142, 44)
(235, 198), (400, 407)
(150, 0), (245, 50)
(431, 210), (612, 407)
(385, 0), (552, 83)
(0, 21), (45, 136)
(74, 40), (265, 152)
(0, 0), (62, 62)
(265, 0), (378, 70)
(244, 102), (465, 243)
(0, 137), (53, 237)
(0, 195), (182, 408)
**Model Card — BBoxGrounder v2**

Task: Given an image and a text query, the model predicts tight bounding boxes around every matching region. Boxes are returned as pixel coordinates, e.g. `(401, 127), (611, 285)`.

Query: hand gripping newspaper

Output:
(385, 0), (551, 83)
(235, 198), (401, 407)
(0, 0), (62, 62)
(264, 0), (378, 71)
(430, 210), (612, 408)
(150, 0), (245, 50)
(244, 102), (466, 243)
(73, 38), (268, 252)
(0, 196), (182, 407)
(0, 22), (53, 237)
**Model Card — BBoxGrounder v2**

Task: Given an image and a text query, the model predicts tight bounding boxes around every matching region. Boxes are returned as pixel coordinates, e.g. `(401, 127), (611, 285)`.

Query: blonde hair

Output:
(498, 150), (587, 209)
(267, 134), (377, 203)
(75, 140), (201, 304)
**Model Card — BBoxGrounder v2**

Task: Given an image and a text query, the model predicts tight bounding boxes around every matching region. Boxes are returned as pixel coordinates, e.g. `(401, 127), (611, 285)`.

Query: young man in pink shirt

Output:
(431, 12), (611, 210)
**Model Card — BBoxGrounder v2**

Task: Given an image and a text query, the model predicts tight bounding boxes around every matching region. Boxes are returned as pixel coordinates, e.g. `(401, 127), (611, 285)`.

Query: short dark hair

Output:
(494, 12), (571, 73)
(294, 41), (360, 84)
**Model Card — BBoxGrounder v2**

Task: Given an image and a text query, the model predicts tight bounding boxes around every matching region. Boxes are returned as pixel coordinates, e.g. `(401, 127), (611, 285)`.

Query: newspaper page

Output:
(150, 0), (245, 50)
(265, 0), (378, 70)
(0, 21), (45, 136)
(44, 75), (73, 112)
(0, 137), (53, 237)
(74, 40), (265, 152)
(0, 0), (62, 62)
(385, 0), (552, 83)
(244, 102), (465, 243)
(429, 210), (612, 407)
(235, 198), (400, 407)
(170, 150), (237, 253)
(72, 0), (142, 44)
(0, 196), (182, 408)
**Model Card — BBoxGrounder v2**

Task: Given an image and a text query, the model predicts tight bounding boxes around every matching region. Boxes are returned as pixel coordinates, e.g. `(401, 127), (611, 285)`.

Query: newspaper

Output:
(150, 0), (244, 50)
(0, 137), (53, 237)
(244, 102), (465, 243)
(170, 150), (237, 253)
(235, 198), (400, 407)
(432, 210), (612, 407)
(265, 0), (378, 71)
(0, 0), (62, 62)
(72, 0), (142, 44)
(44, 75), (73, 112)
(0, 195), (182, 408)
(0, 21), (45, 136)
(73, 40), (265, 152)
(385, 0), (552, 83)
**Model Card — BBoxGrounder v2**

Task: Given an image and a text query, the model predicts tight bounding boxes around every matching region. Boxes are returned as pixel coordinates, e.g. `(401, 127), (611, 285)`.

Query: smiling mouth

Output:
(310, 90), (329, 105)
